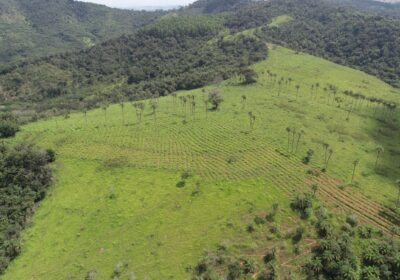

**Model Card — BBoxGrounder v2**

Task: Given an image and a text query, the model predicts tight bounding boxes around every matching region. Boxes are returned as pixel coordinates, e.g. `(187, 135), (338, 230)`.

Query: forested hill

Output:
(186, 0), (251, 13)
(0, 0), (164, 67)
(0, 15), (267, 116)
(221, 0), (400, 88)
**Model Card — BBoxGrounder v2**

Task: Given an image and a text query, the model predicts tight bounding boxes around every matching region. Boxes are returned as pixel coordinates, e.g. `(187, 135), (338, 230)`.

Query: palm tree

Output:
(291, 128), (297, 152)
(286, 127), (292, 151)
(241, 95), (247, 110)
(248, 112), (256, 130)
(395, 179), (400, 207)
(351, 159), (360, 184)
(150, 101), (158, 122)
(52, 108), (58, 128)
(120, 102), (125, 125)
(295, 130), (305, 154)
(102, 104), (108, 125)
(277, 80), (282, 96)
(322, 143), (330, 166)
(191, 101), (196, 119)
(375, 147), (384, 169)
(325, 148), (333, 171)
(295, 85), (300, 100)
(83, 109), (88, 126)
(204, 99), (209, 119)
(315, 83), (320, 99)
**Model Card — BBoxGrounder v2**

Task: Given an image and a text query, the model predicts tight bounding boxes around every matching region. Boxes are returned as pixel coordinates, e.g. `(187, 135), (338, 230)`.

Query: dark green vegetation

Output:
(192, 193), (400, 279)
(225, 0), (400, 88)
(0, 15), (267, 118)
(0, 143), (54, 274)
(0, 0), (164, 67)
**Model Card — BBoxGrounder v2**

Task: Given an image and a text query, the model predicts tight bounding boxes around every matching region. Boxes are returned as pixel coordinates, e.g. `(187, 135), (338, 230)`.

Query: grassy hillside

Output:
(3, 45), (400, 279)
(0, 0), (164, 67)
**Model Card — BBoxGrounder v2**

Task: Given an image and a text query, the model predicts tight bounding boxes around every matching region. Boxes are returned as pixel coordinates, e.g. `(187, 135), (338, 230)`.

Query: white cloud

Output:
(79, 0), (195, 8)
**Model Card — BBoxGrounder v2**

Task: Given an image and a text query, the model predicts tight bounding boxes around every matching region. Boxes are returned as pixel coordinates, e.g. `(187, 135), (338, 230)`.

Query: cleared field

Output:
(3, 45), (400, 279)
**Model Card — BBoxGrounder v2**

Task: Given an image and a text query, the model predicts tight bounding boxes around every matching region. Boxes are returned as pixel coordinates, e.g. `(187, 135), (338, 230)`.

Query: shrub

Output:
(302, 149), (314, 164)
(254, 215), (265, 225)
(176, 180), (186, 188)
(263, 248), (276, 264)
(85, 270), (97, 280)
(292, 227), (304, 244)
(0, 121), (19, 138)
(46, 149), (56, 163)
(290, 193), (313, 219)
(181, 170), (191, 180)
(346, 214), (358, 227)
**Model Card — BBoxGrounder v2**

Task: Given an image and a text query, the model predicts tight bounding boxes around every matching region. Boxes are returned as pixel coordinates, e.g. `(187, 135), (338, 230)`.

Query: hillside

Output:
(0, 15), (267, 118)
(0, 0), (164, 67)
(3, 45), (399, 279)
(225, 0), (400, 88)
(1, 0), (399, 124)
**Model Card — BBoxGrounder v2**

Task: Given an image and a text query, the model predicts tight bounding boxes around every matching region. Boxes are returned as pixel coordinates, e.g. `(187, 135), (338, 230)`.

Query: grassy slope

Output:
(3, 45), (400, 279)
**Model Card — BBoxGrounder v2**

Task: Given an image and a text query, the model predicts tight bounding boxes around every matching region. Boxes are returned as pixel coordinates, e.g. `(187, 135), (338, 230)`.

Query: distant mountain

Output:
(331, 0), (400, 17)
(0, 0), (165, 68)
(187, 0), (252, 13)
(127, 5), (181, 11)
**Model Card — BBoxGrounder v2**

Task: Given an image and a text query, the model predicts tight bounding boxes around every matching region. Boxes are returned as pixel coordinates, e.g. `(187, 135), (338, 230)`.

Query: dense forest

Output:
(225, 0), (400, 88)
(0, 143), (55, 274)
(0, 15), (268, 118)
(0, 0), (165, 67)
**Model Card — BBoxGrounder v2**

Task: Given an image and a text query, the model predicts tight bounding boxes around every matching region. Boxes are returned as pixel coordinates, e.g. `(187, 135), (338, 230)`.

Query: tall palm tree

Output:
(375, 147), (384, 169)
(322, 143), (330, 166)
(351, 159), (360, 184)
(325, 148), (333, 171)
(241, 95), (247, 110)
(396, 179), (400, 207)
(102, 104), (108, 125)
(120, 102), (125, 125)
(286, 127), (292, 151)
(248, 112), (256, 130)
(191, 101), (196, 119)
(295, 130), (305, 154)
(204, 99), (209, 119)
(150, 101), (158, 122)
(295, 85), (300, 100)
(83, 109), (88, 126)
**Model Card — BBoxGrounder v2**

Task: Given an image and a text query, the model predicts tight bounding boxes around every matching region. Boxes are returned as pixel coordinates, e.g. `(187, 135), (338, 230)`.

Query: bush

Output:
(302, 149), (314, 164)
(346, 214), (358, 227)
(0, 121), (19, 138)
(290, 193), (313, 219)
(176, 180), (186, 188)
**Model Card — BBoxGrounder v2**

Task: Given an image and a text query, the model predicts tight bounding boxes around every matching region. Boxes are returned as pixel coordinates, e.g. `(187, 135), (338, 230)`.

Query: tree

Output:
(241, 95), (247, 110)
(286, 127), (292, 151)
(120, 102), (125, 125)
(374, 147), (384, 169)
(324, 148), (333, 171)
(248, 112), (256, 130)
(295, 85), (300, 99)
(83, 109), (88, 126)
(150, 100), (158, 122)
(208, 89), (223, 110)
(204, 99), (209, 119)
(396, 179), (400, 207)
(240, 68), (258, 84)
(102, 103), (108, 124)
(351, 159), (360, 184)
(295, 130), (305, 154)
(191, 101), (196, 119)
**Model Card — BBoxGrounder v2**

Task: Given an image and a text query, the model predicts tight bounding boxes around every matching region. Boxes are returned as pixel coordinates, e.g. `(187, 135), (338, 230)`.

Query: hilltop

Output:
(0, 0), (164, 67)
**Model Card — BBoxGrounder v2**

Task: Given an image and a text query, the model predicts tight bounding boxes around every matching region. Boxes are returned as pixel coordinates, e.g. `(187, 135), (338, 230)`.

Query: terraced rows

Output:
(31, 110), (398, 235)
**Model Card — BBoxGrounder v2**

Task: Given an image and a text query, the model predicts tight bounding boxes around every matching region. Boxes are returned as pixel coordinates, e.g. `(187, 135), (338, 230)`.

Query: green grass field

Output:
(3, 45), (400, 279)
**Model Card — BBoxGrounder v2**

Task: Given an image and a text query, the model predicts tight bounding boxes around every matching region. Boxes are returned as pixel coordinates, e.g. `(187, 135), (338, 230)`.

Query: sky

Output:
(80, 0), (195, 8)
